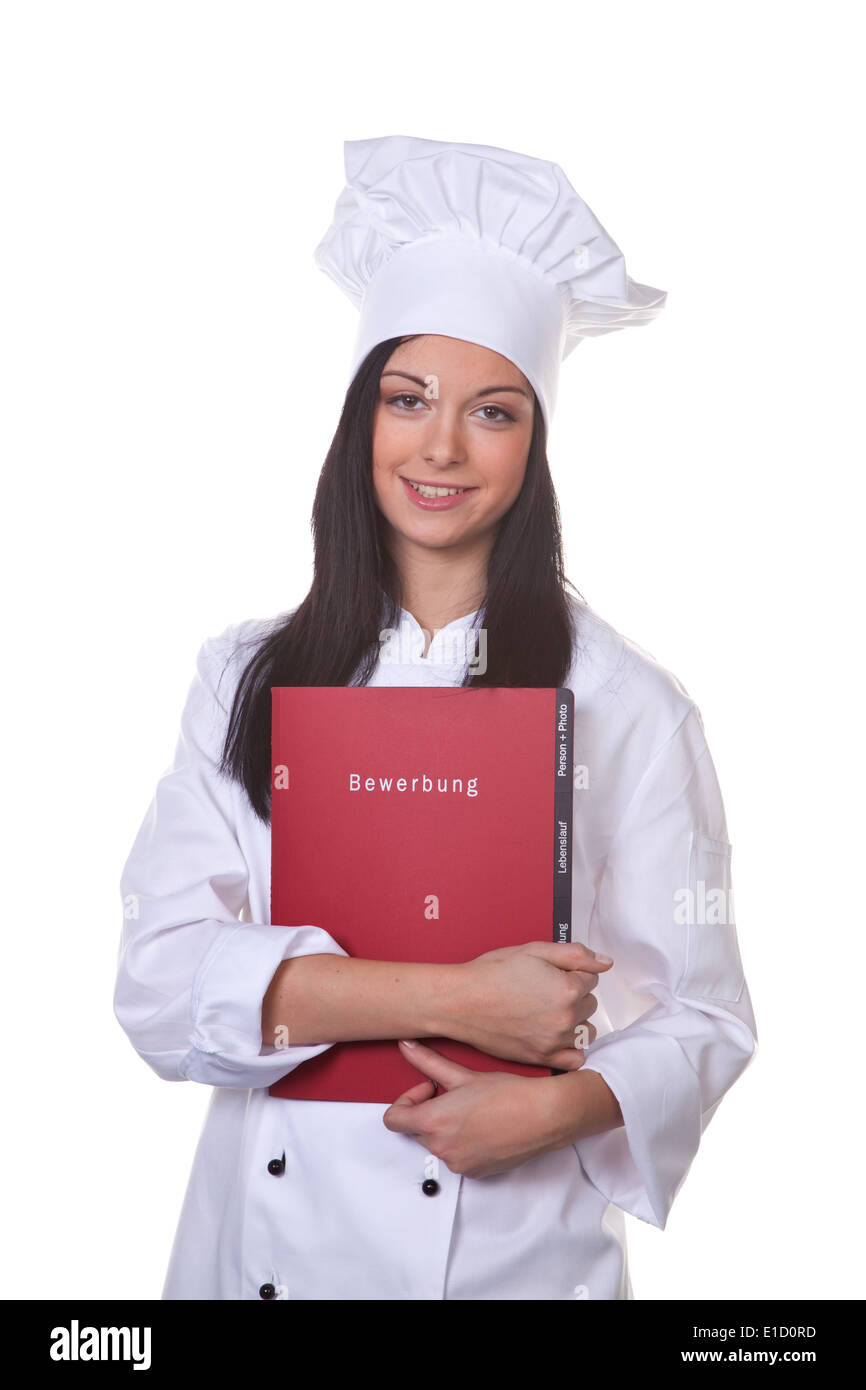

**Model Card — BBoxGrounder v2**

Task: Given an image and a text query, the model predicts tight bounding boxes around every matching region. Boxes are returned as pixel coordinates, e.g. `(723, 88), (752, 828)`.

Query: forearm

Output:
(262, 954), (463, 1047)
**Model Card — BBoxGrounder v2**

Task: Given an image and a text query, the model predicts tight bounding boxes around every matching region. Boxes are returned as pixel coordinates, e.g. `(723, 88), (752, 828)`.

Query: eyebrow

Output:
(380, 370), (531, 402)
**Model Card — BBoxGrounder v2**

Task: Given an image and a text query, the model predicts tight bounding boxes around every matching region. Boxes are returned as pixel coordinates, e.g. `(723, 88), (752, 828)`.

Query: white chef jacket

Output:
(114, 595), (757, 1301)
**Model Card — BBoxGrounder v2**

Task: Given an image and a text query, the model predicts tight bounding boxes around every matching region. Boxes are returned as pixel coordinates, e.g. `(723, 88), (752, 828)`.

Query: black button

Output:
(421, 1178), (440, 1196)
(259, 1283), (277, 1300)
(267, 1153), (286, 1176)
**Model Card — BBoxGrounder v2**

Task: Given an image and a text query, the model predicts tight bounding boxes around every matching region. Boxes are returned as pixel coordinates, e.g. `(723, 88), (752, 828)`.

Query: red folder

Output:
(268, 685), (574, 1102)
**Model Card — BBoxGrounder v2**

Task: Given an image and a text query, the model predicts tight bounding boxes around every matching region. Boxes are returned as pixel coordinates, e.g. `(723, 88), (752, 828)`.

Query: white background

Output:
(2, 0), (862, 1301)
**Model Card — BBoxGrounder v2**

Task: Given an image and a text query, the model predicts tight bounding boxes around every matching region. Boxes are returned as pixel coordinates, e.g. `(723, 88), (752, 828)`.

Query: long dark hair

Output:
(219, 335), (581, 824)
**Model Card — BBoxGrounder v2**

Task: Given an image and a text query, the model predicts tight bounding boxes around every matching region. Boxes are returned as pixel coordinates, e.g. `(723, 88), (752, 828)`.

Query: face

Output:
(371, 335), (534, 558)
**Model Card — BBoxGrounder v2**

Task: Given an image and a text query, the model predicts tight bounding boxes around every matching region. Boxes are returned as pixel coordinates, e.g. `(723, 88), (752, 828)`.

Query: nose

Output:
(420, 408), (468, 469)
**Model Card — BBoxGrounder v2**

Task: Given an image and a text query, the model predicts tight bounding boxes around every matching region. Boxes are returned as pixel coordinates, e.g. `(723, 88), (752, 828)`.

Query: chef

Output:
(114, 135), (757, 1301)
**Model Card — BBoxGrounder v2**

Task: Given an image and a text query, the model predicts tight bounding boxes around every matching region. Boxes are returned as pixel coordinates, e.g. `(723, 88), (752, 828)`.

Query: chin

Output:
(400, 524), (471, 548)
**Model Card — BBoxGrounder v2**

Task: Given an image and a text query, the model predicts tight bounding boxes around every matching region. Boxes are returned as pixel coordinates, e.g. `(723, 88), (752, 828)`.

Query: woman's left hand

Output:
(382, 1039), (568, 1178)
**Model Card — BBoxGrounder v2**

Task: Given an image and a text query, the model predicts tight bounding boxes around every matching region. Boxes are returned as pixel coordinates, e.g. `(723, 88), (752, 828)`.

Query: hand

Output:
(437, 941), (612, 1071)
(383, 1040), (564, 1179)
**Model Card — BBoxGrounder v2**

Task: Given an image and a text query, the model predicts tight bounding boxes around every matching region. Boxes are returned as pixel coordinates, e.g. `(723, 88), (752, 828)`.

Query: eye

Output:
(385, 393), (516, 422)
(473, 403), (516, 423)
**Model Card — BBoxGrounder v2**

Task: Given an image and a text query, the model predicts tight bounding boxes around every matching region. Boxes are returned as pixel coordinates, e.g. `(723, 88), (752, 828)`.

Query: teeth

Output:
(407, 480), (469, 498)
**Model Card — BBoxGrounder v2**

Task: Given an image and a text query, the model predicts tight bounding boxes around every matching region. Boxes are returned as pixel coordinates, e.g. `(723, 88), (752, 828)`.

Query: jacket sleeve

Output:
(573, 701), (757, 1228)
(113, 626), (349, 1089)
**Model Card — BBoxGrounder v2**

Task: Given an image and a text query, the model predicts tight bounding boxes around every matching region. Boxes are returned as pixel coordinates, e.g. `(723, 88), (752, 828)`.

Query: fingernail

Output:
(400, 1039), (417, 1047)
(596, 954), (613, 964)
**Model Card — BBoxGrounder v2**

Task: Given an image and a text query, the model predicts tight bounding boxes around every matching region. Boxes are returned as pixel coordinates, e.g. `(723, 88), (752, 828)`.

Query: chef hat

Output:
(313, 135), (667, 432)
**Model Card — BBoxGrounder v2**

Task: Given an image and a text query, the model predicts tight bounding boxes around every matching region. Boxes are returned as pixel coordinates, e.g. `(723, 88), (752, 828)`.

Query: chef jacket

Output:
(114, 594), (757, 1300)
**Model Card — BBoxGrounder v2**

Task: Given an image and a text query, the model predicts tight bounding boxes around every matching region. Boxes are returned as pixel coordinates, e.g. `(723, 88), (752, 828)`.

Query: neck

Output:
(386, 531), (491, 637)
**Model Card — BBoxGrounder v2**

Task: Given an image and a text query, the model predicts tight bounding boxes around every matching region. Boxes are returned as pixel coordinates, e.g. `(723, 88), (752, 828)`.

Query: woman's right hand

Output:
(438, 941), (613, 1070)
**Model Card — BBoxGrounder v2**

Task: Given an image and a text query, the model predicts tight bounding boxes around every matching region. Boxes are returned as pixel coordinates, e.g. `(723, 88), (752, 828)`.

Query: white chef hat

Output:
(313, 135), (667, 432)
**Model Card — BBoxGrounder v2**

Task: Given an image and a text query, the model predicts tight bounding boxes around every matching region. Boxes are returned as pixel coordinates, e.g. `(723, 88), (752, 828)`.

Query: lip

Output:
(399, 475), (479, 511)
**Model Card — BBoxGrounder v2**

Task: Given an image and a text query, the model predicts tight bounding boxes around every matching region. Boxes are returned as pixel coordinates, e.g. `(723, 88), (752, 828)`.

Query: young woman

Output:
(114, 137), (757, 1300)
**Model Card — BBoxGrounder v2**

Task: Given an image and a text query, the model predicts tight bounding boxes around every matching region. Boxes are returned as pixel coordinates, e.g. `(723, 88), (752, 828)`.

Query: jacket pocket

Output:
(675, 832), (745, 1002)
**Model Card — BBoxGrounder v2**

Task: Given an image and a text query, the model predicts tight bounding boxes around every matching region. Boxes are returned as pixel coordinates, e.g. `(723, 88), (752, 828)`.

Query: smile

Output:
(405, 479), (474, 498)
(399, 475), (479, 511)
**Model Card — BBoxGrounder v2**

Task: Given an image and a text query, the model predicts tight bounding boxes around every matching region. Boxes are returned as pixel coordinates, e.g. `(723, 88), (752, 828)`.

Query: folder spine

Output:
(553, 687), (574, 945)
